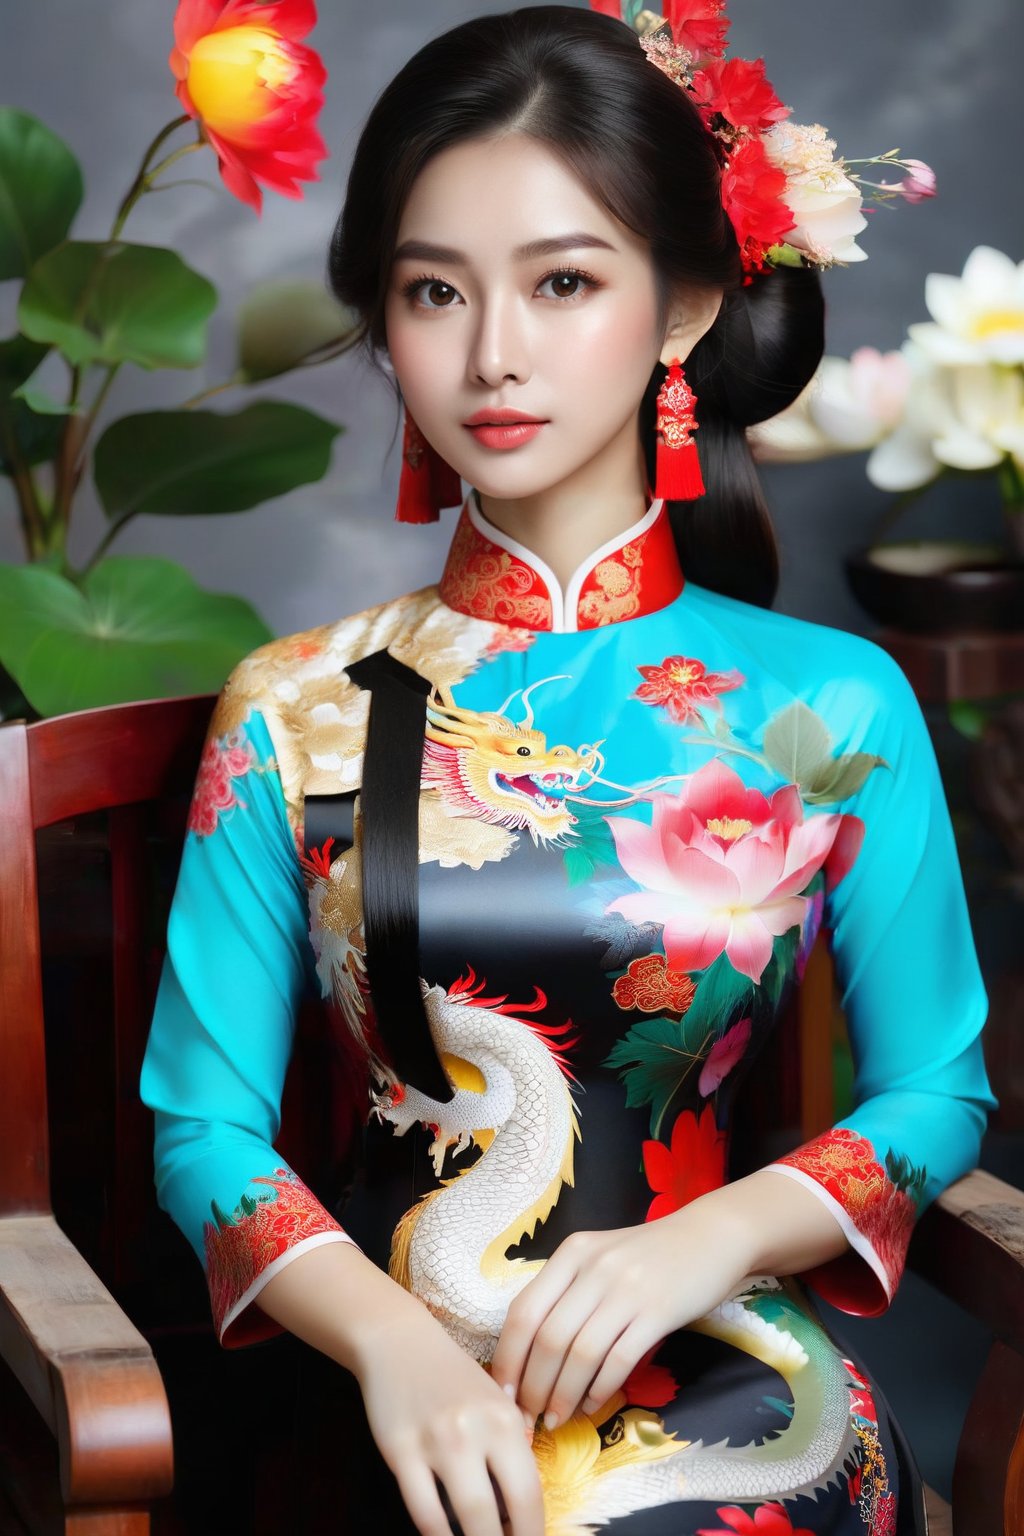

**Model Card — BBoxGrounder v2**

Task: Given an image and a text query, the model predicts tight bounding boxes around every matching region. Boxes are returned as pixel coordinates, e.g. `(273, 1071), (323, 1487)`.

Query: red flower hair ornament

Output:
(588, 1), (934, 275)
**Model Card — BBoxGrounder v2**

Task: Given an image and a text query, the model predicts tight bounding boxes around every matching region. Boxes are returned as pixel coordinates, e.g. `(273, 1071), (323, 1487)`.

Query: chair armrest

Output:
(908, 1168), (1024, 1354)
(0, 1213), (173, 1505)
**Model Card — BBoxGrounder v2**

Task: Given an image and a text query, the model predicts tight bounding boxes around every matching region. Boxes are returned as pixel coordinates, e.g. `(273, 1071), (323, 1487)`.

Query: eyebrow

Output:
(391, 232), (617, 264)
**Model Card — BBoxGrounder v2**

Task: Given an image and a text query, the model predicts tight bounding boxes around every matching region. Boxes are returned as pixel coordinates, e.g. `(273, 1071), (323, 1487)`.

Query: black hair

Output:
(327, 4), (825, 609)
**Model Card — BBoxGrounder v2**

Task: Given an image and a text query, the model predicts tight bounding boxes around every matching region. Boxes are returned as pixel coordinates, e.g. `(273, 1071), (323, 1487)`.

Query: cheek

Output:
(552, 301), (660, 405)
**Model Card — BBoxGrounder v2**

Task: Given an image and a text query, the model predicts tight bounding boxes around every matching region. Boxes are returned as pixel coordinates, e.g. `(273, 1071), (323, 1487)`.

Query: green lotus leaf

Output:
(0, 557), (273, 717)
(0, 109), (83, 280)
(18, 240), (217, 370)
(93, 400), (342, 518)
(762, 699), (834, 787)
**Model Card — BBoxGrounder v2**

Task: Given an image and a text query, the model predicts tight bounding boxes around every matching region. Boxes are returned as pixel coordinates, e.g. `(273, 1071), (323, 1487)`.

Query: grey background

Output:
(3, 0), (1021, 1504)
(1, 0), (1020, 630)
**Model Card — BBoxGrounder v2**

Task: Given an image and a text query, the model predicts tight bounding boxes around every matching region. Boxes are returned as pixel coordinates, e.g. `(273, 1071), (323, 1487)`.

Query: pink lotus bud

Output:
(899, 159), (937, 204)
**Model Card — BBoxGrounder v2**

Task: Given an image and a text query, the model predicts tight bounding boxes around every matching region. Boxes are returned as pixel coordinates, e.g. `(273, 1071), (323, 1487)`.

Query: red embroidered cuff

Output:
(766, 1127), (923, 1316)
(203, 1166), (356, 1348)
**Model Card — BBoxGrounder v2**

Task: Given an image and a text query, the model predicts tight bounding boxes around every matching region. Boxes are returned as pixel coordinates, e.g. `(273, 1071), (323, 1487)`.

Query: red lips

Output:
(463, 408), (547, 425)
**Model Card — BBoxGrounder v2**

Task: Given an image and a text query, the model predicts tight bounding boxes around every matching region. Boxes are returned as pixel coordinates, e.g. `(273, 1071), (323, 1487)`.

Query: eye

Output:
(516, 746), (532, 756)
(400, 275), (462, 310)
(537, 266), (601, 301)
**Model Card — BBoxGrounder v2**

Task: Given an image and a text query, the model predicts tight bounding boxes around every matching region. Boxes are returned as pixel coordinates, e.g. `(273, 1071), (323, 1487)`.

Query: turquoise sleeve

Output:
(139, 704), (355, 1346)
(768, 642), (999, 1314)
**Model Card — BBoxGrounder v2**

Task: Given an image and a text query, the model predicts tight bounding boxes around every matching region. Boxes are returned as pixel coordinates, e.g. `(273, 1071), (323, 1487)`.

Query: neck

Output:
(475, 443), (652, 593)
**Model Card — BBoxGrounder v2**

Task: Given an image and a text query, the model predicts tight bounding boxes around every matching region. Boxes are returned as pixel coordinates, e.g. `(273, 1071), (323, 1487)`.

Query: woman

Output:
(140, 7), (997, 1533)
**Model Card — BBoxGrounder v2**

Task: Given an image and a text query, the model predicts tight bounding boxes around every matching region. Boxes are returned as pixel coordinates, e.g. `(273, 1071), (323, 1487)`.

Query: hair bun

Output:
(689, 265), (825, 429)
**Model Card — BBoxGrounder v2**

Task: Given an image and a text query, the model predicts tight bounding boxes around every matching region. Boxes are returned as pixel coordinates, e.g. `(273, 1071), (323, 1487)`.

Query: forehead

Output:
(393, 132), (643, 263)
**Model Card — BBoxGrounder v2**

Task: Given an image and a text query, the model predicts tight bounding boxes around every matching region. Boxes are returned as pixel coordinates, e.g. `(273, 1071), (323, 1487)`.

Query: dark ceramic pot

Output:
(844, 541), (1024, 634)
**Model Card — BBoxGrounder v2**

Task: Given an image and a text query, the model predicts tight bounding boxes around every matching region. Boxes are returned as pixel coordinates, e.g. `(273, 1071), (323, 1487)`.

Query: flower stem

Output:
(109, 114), (195, 240)
(869, 481), (933, 545)
(0, 413), (47, 559)
(82, 512), (133, 575)
(178, 373), (247, 410)
(51, 362), (87, 542)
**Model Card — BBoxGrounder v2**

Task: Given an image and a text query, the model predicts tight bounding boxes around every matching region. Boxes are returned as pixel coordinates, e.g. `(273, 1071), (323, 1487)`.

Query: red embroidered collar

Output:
(438, 489), (685, 633)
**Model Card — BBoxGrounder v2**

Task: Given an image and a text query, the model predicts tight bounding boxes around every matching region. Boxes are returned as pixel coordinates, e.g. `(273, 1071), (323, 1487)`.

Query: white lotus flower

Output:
(762, 122), (868, 265)
(867, 345), (1024, 491)
(907, 245), (1024, 366)
(749, 348), (910, 463)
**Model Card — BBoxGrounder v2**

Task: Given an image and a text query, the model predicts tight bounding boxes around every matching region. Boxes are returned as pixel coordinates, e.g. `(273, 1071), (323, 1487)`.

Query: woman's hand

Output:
(489, 1200), (754, 1432)
(490, 1168), (853, 1432)
(354, 1310), (546, 1536)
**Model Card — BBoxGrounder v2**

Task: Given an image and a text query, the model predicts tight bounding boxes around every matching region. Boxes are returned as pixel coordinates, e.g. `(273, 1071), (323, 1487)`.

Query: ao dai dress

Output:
(141, 489), (996, 1534)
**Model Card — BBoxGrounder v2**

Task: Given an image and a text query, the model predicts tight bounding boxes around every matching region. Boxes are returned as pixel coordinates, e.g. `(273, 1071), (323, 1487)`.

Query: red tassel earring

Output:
(654, 356), (706, 501)
(395, 409), (463, 523)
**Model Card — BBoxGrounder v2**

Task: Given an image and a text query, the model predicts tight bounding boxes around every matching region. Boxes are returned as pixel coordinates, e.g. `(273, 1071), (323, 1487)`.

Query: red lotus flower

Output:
(696, 1504), (816, 1536)
(643, 1104), (727, 1220)
(691, 57), (790, 132)
(170, 0), (328, 212)
(720, 137), (796, 272)
(633, 653), (744, 725)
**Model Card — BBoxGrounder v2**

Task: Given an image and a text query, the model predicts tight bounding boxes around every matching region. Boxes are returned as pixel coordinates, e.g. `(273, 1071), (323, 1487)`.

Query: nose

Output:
(467, 286), (531, 388)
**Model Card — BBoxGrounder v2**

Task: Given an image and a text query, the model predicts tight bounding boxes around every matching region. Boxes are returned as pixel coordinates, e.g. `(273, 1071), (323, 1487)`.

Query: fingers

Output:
(491, 1235), (587, 1401)
(580, 1318), (657, 1419)
(435, 1452), (518, 1536)
(487, 1439), (548, 1536)
(515, 1282), (606, 1424)
(393, 1460), (457, 1536)
(533, 1300), (637, 1428)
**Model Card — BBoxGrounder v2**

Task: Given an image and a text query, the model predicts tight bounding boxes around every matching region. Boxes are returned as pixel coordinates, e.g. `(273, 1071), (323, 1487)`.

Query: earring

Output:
(654, 357), (705, 501)
(395, 409), (463, 523)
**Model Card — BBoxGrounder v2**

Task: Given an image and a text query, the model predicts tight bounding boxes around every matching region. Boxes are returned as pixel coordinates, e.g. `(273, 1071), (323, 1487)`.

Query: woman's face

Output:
(384, 132), (715, 505)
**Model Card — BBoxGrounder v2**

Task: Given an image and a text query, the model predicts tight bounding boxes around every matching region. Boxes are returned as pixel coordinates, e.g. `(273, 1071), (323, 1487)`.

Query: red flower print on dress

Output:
(633, 653), (744, 726)
(621, 1343), (679, 1408)
(691, 57), (790, 132)
(203, 1167), (345, 1339)
(643, 1104), (727, 1220)
(605, 758), (864, 984)
(187, 731), (256, 838)
(698, 1016), (751, 1096)
(775, 1128), (919, 1304)
(611, 953), (696, 1016)
(696, 1502), (815, 1536)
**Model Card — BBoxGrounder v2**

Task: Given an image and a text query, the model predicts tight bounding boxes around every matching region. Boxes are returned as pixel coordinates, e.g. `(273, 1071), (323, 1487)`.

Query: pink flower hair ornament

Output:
(589, 1), (935, 275)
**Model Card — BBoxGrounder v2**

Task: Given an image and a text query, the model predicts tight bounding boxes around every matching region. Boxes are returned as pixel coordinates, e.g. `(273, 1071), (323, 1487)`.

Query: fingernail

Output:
(502, 1382), (516, 1397)
(543, 1410), (559, 1431)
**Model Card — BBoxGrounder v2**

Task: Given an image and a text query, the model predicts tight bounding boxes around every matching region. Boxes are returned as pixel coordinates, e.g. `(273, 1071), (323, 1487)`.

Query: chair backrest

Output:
(0, 696), (218, 1327)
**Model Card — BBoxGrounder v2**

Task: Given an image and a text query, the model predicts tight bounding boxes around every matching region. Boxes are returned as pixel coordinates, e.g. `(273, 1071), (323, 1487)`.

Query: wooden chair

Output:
(0, 695), (1021, 1534)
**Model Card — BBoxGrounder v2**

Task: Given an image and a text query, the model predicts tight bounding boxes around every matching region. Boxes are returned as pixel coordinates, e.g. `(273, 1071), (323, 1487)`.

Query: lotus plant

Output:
(0, 0), (357, 719)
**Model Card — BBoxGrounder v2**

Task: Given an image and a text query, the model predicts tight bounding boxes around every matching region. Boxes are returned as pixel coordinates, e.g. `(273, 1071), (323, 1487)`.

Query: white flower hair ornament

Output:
(589, 1), (935, 276)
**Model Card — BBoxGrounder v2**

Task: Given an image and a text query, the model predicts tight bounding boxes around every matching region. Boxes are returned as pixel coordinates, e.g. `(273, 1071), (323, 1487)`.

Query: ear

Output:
(658, 286), (724, 370)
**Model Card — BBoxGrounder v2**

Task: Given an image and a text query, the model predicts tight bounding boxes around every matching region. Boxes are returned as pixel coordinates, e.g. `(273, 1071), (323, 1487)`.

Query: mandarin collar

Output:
(437, 489), (684, 633)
